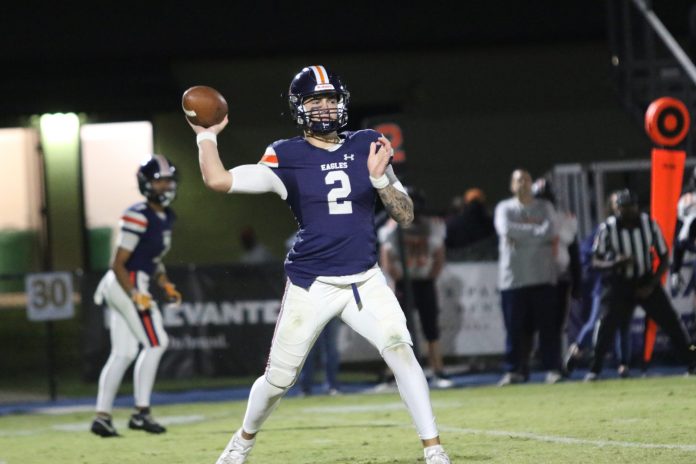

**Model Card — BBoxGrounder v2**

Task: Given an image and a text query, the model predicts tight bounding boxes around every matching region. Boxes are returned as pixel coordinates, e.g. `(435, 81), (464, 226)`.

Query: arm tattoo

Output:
(378, 185), (414, 225)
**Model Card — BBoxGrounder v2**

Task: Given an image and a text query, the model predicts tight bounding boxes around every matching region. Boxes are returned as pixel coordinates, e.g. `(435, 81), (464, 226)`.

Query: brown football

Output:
(181, 85), (228, 128)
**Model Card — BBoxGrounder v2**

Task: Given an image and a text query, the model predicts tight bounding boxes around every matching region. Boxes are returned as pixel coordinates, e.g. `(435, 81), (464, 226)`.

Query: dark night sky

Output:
(1, 0), (691, 121)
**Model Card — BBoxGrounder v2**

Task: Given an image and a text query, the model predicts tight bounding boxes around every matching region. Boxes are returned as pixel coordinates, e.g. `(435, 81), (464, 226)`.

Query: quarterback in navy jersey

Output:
(190, 65), (451, 464)
(261, 129), (388, 287)
(90, 155), (182, 438)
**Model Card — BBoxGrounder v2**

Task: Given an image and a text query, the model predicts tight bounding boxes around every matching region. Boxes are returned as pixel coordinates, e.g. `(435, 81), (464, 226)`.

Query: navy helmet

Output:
(288, 65), (350, 134)
(137, 154), (178, 206)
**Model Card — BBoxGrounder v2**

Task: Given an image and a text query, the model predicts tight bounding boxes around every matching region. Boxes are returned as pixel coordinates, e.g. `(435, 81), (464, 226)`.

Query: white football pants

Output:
(241, 269), (439, 440)
(94, 270), (169, 414)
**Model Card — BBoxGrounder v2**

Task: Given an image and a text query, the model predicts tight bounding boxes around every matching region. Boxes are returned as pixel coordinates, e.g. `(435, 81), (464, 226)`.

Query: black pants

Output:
(395, 279), (440, 341)
(590, 280), (695, 374)
(501, 284), (560, 374)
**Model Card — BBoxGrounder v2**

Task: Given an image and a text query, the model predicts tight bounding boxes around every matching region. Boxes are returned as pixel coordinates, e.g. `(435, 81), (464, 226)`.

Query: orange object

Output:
(643, 148), (686, 365)
(373, 122), (406, 163)
(645, 97), (690, 147)
(643, 97), (689, 366)
(464, 188), (486, 204)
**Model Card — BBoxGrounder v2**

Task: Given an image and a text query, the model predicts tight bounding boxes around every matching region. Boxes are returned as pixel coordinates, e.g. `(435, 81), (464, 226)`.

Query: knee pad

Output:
(265, 365), (298, 390)
(260, 376), (289, 397)
(382, 342), (412, 357)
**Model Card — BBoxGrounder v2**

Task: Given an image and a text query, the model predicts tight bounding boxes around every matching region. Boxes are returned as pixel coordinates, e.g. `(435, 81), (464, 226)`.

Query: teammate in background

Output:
(189, 65), (451, 464)
(90, 155), (182, 437)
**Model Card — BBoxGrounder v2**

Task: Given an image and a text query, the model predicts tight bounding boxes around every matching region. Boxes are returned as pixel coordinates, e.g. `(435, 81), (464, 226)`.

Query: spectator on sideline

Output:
(532, 178), (581, 373)
(669, 170), (696, 296)
(445, 187), (496, 250)
(239, 225), (276, 263)
(379, 188), (453, 389)
(494, 169), (561, 386)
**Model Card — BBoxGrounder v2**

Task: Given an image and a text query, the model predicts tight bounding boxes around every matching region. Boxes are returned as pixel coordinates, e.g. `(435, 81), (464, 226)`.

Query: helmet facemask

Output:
(295, 92), (349, 134)
(145, 178), (177, 207)
(137, 155), (178, 207)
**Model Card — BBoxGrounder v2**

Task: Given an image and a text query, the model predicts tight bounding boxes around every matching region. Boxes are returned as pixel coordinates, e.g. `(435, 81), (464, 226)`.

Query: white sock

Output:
(382, 344), (438, 440)
(241, 376), (287, 434)
(133, 345), (165, 407)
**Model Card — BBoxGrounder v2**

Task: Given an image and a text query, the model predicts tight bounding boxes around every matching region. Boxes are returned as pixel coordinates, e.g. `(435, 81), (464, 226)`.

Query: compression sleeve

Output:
(116, 230), (140, 252)
(228, 164), (288, 199)
(385, 165), (407, 194)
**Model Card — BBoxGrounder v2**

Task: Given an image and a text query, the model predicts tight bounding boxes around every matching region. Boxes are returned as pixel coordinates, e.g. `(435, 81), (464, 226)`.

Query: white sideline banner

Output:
(437, 261), (505, 356)
(338, 261), (695, 362)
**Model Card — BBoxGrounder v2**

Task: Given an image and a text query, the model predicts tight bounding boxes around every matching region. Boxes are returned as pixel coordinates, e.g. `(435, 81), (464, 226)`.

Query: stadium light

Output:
(39, 113), (80, 145)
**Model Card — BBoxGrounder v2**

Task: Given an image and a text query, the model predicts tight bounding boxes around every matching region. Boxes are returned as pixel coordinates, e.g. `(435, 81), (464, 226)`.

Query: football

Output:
(181, 85), (228, 128)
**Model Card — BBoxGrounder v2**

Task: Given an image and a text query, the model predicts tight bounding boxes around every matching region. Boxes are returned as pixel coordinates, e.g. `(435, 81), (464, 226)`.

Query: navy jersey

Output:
(119, 202), (176, 277)
(260, 129), (382, 288)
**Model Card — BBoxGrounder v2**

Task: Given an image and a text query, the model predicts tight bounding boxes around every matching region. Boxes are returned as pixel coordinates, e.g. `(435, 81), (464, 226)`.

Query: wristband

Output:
(369, 174), (390, 189)
(196, 132), (218, 146)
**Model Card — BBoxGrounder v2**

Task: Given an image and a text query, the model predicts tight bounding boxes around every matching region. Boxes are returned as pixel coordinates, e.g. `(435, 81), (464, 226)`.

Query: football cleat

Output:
(617, 364), (631, 378)
(497, 372), (525, 387)
(424, 445), (451, 464)
(429, 374), (454, 389)
(216, 429), (256, 464)
(90, 416), (120, 437)
(545, 370), (563, 384)
(128, 412), (167, 434)
(583, 372), (599, 382)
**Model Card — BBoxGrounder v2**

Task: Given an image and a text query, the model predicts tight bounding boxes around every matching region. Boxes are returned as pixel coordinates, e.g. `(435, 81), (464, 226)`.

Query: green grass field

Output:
(1, 375), (695, 464)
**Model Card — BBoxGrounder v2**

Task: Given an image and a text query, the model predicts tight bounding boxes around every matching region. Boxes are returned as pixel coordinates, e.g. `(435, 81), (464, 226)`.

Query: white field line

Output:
(3, 405), (696, 453)
(302, 401), (458, 414)
(439, 425), (696, 452)
(0, 414), (207, 436)
(301, 405), (696, 453)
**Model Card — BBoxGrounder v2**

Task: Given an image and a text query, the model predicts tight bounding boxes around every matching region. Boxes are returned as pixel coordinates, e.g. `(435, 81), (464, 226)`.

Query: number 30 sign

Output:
(25, 272), (75, 321)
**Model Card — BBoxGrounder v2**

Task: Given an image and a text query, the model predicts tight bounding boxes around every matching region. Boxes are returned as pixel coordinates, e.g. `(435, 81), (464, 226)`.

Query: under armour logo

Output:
(689, 345), (696, 352)
(344, 154), (355, 161)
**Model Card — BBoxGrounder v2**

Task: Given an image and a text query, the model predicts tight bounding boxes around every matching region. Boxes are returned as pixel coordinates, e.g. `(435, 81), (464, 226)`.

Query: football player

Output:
(90, 155), (182, 437)
(190, 65), (451, 464)
(670, 170), (696, 295)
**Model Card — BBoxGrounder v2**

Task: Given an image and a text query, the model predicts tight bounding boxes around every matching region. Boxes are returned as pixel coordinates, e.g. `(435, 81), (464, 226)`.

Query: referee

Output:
(586, 189), (696, 381)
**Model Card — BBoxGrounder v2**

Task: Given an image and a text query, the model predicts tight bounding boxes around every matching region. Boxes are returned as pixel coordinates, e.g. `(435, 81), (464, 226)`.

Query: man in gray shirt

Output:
(494, 169), (560, 385)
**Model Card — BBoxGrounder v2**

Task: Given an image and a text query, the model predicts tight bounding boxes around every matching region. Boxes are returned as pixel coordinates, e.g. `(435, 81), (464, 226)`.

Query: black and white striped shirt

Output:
(592, 212), (668, 280)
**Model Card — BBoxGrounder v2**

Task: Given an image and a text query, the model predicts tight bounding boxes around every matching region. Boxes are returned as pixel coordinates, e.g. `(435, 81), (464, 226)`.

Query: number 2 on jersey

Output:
(325, 170), (353, 215)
